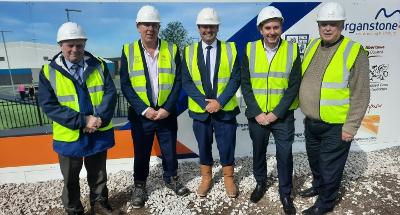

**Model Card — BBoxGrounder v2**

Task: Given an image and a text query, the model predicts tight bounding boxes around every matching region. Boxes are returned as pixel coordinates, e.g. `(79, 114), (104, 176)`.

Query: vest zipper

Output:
(266, 50), (278, 113)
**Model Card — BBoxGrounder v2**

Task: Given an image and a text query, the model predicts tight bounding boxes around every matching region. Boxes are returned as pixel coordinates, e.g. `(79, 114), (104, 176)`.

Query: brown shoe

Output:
(90, 200), (121, 215)
(197, 165), (212, 197)
(223, 165), (238, 198)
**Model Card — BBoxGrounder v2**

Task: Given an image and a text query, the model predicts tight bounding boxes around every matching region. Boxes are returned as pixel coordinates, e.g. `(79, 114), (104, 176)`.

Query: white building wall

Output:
(0, 41), (59, 69)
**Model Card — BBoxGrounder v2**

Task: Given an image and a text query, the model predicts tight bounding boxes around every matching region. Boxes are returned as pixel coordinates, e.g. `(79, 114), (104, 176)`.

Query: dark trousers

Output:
(19, 91), (25, 100)
(304, 117), (351, 210)
(131, 115), (178, 183)
(193, 117), (237, 166)
(59, 151), (108, 213)
(249, 111), (295, 197)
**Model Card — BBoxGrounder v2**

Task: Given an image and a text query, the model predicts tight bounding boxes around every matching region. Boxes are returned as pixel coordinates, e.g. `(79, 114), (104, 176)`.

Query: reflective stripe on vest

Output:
(185, 41), (238, 113)
(43, 60), (113, 142)
(302, 37), (361, 123)
(123, 40), (176, 106)
(247, 39), (298, 113)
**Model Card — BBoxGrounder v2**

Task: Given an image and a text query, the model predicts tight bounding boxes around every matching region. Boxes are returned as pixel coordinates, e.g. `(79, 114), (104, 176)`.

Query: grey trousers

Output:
(58, 151), (108, 213)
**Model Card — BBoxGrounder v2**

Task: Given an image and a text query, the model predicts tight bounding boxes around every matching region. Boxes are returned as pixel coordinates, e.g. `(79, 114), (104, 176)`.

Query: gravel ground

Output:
(1, 146), (399, 215)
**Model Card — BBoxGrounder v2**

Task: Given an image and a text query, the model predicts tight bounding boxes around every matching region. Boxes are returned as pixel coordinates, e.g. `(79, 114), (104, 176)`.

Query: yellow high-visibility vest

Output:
(43, 60), (113, 142)
(185, 41), (238, 113)
(302, 37), (361, 123)
(246, 39), (299, 113)
(123, 40), (177, 106)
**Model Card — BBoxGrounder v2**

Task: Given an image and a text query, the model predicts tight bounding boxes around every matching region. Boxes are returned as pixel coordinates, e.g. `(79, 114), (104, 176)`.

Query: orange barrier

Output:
(0, 130), (195, 168)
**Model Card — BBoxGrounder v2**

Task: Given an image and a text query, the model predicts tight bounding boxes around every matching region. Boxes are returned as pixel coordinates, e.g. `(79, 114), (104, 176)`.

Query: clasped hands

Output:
(255, 112), (278, 126)
(144, 107), (170, 121)
(84, 115), (102, 133)
(205, 99), (221, 114)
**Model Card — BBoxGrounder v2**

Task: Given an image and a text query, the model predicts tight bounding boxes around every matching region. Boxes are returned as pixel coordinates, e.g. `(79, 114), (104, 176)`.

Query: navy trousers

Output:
(130, 115), (178, 183)
(304, 117), (351, 210)
(59, 151), (108, 213)
(193, 117), (237, 166)
(249, 111), (295, 198)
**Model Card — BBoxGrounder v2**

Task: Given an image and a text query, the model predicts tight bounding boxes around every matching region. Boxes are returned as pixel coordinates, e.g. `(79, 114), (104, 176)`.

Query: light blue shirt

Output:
(65, 58), (84, 80)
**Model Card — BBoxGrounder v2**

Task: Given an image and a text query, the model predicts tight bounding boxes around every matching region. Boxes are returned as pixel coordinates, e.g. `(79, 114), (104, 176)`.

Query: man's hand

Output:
(154, 108), (170, 120)
(144, 107), (158, 120)
(205, 99), (221, 113)
(342, 131), (354, 142)
(95, 117), (102, 128)
(255, 113), (269, 126)
(84, 115), (98, 133)
(265, 112), (278, 124)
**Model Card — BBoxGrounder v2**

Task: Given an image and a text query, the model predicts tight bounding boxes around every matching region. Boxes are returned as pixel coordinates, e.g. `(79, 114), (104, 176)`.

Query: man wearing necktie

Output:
(241, 6), (301, 214)
(38, 22), (118, 215)
(119, 5), (189, 209)
(182, 7), (240, 198)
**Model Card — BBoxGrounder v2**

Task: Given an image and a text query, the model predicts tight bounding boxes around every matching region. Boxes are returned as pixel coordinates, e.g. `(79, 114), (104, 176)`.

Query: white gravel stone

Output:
(1, 147), (400, 214)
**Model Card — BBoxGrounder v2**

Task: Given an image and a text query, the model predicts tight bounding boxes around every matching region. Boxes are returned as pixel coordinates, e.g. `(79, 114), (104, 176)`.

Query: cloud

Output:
(24, 22), (54, 40)
(0, 17), (24, 26)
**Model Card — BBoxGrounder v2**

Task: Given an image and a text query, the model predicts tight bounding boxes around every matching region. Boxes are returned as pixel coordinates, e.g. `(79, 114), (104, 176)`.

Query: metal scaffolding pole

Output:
(1, 30), (16, 97)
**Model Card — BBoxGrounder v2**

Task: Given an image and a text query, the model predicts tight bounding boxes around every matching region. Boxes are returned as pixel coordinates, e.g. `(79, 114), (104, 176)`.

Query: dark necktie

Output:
(205, 45), (213, 90)
(70, 64), (83, 85)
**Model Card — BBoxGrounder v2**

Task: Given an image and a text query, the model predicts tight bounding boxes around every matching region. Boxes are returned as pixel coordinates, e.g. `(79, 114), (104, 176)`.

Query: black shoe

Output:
(131, 182), (147, 209)
(280, 196), (296, 215)
(90, 200), (116, 215)
(250, 183), (267, 203)
(299, 187), (319, 198)
(302, 205), (333, 215)
(165, 176), (190, 196)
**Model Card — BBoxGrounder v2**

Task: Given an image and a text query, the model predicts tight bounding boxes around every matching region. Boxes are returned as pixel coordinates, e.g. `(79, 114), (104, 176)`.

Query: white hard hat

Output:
(317, 2), (346, 21)
(196, 8), (220, 25)
(257, 6), (284, 27)
(57, 22), (87, 43)
(136, 5), (161, 23)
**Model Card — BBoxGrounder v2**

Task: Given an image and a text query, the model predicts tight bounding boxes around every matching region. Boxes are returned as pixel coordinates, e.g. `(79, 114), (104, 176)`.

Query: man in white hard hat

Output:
(119, 5), (189, 209)
(299, 2), (370, 215)
(38, 22), (118, 215)
(241, 6), (301, 214)
(182, 7), (240, 198)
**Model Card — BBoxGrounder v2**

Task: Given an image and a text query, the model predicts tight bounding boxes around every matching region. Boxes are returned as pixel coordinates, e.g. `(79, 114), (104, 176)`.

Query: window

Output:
(0, 57), (5, 61)
(43, 56), (49, 61)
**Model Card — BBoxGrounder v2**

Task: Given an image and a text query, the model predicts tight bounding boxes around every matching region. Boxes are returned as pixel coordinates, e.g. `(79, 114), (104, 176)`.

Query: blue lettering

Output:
(345, 21), (397, 33)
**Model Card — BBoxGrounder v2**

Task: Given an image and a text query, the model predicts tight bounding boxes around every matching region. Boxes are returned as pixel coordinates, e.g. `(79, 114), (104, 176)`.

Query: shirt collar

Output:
(263, 38), (280, 52)
(321, 35), (344, 48)
(202, 39), (217, 50)
(64, 57), (84, 70)
(141, 39), (160, 57)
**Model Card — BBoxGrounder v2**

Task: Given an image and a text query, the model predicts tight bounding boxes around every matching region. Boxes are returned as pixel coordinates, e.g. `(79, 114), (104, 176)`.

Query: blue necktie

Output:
(205, 45), (213, 89)
(70, 64), (83, 85)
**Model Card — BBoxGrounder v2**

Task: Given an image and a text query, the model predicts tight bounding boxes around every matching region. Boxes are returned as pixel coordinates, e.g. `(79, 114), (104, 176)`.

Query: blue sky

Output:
(0, 2), (269, 58)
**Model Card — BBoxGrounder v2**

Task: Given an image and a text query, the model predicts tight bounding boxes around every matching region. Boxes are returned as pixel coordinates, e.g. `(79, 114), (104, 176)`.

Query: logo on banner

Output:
(360, 114), (381, 136)
(375, 8), (400, 19)
(364, 45), (385, 58)
(369, 64), (389, 92)
(285, 34), (309, 58)
(344, 8), (399, 35)
(366, 103), (383, 114)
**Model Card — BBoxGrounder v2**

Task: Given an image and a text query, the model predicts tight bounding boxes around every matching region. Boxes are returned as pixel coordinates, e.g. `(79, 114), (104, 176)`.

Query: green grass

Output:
(0, 99), (51, 130)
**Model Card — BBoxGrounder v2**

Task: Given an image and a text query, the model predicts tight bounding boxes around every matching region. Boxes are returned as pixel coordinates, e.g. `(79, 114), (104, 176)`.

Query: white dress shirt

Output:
(201, 40), (217, 88)
(142, 41), (160, 106)
(140, 42), (160, 116)
(263, 38), (280, 64)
